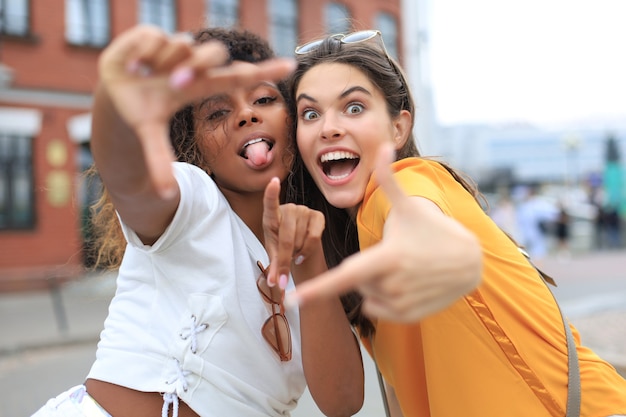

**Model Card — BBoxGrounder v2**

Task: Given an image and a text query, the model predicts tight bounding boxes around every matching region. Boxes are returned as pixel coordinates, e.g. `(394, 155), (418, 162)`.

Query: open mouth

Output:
(320, 151), (359, 180)
(240, 138), (275, 166)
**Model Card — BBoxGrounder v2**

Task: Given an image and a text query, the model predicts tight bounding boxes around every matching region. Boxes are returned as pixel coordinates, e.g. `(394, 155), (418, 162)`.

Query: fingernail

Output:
(169, 67), (194, 89)
(172, 31), (194, 44)
(279, 274), (288, 290)
(267, 277), (275, 288)
(294, 255), (304, 265)
(284, 290), (300, 309)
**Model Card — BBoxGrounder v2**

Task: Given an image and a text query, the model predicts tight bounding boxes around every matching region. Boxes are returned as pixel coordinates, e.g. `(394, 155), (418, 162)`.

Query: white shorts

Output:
(31, 385), (112, 417)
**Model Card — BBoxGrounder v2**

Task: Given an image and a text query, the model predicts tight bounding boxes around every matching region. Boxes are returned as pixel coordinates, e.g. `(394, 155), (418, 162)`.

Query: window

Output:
(1, 0), (29, 36)
(269, 0), (297, 57)
(375, 12), (399, 61)
(0, 134), (34, 230)
(65, 0), (110, 47)
(207, 0), (238, 28)
(0, 108), (40, 231)
(139, 0), (176, 33)
(325, 2), (350, 34)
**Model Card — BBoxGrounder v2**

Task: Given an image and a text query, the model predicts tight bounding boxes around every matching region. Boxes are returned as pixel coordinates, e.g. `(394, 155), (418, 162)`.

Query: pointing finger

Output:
(263, 177), (285, 286)
(374, 142), (407, 208)
(263, 177), (281, 227)
(176, 58), (295, 94)
(274, 207), (297, 289)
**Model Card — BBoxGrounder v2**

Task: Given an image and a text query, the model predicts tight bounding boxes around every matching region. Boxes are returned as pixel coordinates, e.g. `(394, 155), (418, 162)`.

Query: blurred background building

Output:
(1, 0), (624, 290)
(0, 0), (403, 289)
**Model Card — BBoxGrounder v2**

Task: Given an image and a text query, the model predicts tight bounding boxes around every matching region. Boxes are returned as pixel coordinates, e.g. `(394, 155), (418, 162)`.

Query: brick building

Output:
(0, 0), (402, 289)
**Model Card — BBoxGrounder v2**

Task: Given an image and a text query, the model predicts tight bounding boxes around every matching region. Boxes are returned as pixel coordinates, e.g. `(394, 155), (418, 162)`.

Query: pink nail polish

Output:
(169, 67), (193, 89)
(279, 274), (288, 290)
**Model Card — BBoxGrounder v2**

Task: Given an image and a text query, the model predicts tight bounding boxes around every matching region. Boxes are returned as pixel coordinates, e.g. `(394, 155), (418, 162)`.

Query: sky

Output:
(428, 0), (626, 127)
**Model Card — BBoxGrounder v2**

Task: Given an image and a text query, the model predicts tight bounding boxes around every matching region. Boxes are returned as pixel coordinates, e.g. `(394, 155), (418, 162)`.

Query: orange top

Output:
(356, 158), (626, 417)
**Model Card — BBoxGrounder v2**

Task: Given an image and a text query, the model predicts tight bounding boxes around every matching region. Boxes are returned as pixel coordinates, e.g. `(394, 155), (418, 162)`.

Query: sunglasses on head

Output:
(295, 29), (388, 56)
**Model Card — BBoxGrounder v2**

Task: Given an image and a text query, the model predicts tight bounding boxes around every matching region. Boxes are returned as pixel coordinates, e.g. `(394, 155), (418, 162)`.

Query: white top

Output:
(88, 162), (305, 416)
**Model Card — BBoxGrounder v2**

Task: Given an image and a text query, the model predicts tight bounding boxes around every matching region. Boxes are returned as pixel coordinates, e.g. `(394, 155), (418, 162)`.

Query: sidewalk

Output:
(1, 251), (625, 376)
(541, 249), (626, 375)
(0, 269), (116, 355)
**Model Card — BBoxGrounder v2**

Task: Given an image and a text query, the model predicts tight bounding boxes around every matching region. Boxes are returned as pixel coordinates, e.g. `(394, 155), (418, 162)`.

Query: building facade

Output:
(436, 124), (626, 190)
(0, 0), (402, 288)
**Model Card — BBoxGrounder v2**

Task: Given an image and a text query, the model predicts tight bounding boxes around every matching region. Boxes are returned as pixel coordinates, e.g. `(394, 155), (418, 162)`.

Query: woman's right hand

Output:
(286, 144), (483, 322)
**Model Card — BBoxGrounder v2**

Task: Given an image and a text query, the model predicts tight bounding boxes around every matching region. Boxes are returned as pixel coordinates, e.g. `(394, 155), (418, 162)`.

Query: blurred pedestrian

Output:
(490, 190), (520, 241)
(605, 207), (622, 248)
(516, 184), (557, 265)
(554, 202), (571, 258)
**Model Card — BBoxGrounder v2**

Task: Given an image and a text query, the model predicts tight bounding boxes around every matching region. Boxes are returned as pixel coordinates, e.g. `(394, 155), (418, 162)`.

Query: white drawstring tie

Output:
(179, 315), (208, 353)
(163, 358), (191, 417)
(162, 392), (179, 417)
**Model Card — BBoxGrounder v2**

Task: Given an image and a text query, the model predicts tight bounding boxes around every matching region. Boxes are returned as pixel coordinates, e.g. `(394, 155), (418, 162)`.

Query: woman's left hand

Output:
(262, 178), (326, 288)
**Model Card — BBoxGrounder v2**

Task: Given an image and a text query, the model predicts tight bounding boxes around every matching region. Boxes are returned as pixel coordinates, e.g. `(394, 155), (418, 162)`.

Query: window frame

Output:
(207, 0), (239, 28)
(375, 11), (399, 61)
(0, 0), (31, 38)
(65, 0), (111, 48)
(325, 2), (351, 34)
(0, 133), (35, 231)
(139, 0), (176, 33)
(268, 0), (297, 57)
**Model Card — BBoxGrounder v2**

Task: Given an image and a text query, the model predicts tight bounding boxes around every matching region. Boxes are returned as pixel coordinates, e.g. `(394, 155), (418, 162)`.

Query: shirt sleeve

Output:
(356, 158), (457, 249)
(119, 162), (220, 252)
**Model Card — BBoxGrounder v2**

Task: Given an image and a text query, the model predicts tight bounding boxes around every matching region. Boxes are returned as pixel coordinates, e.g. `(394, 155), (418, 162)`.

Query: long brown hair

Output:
(285, 35), (484, 336)
(87, 28), (279, 270)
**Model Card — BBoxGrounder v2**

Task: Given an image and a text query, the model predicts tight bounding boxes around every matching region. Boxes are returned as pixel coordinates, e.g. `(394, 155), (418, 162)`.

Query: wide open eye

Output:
(346, 103), (364, 114)
(302, 109), (320, 121)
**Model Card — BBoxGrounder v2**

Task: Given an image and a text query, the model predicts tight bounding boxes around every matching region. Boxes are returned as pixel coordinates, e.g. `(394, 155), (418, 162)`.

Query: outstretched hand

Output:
(286, 144), (482, 322)
(97, 25), (295, 198)
(262, 178), (326, 288)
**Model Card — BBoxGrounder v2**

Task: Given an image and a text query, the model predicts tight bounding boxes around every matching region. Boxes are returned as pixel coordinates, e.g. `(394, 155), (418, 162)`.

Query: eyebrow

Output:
(198, 95), (227, 110)
(296, 85), (372, 105)
(199, 81), (279, 109)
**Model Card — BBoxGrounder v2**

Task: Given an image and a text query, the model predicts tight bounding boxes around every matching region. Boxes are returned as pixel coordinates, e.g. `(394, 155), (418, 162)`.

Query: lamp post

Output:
(562, 133), (581, 190)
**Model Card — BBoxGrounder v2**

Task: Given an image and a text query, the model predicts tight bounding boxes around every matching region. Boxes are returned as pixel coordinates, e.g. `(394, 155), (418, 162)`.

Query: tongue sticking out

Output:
(244, 141), (271, 166)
